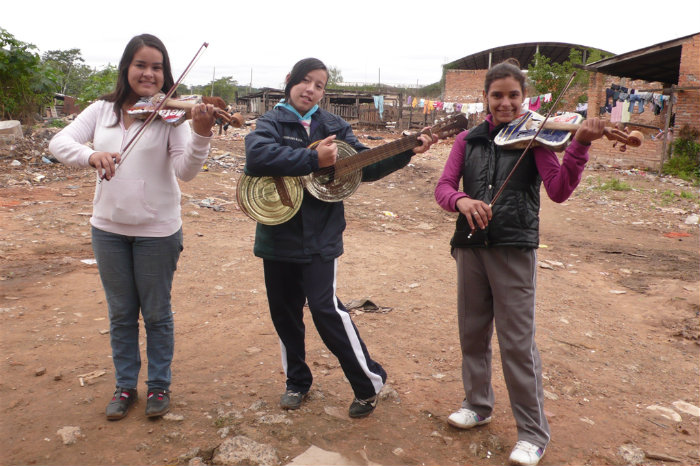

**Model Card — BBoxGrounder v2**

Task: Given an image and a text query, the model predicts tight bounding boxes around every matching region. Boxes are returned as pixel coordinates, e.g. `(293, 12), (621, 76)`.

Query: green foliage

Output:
(327, 66), (343, 86)
(0, 28), (57, 122)
(47, 119), (67, 128)
(183, 76), (239, 104)
(594, 177), (632, 191)
(663, 125), (700, 183)
(42, 48), (92, 95)
(76, 64), (118, 108)
(527, 48), (612, 114)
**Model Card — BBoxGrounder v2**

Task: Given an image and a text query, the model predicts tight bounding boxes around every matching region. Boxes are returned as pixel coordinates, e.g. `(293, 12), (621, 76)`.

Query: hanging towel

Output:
(528, 96), (541, 111)
(373, 95), (384, 119)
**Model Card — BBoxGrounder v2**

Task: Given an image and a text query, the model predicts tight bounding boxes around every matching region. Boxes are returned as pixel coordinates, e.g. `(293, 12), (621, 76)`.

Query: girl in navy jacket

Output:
(244, 57), (435, 418)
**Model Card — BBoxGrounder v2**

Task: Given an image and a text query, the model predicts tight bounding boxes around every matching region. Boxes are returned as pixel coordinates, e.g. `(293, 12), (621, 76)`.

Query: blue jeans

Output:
(91, 227), (183, 391)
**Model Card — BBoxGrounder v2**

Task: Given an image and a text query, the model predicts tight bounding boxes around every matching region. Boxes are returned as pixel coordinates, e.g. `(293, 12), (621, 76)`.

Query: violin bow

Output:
(467, 71), (577, 239)
(103, 41), (209, 179)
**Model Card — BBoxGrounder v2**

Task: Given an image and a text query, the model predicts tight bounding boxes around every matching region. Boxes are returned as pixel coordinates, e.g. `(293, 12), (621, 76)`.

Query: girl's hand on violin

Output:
(89, 151), (120, 180)
(456, 197), (492, 231)
(412, 131), (438, 154)
(574, 117), (606, 144)
(316, 135), (338, 168)
(191, 103), (216, 137)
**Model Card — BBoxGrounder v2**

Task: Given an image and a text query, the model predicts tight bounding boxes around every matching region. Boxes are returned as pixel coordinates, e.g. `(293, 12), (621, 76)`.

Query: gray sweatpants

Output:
(454, 246), (550, 448)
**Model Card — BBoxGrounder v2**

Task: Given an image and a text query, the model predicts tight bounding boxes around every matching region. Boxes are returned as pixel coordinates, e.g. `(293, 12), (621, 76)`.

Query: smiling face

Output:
(287, 69), (327, 115)
(484, 76), (525, 125)
(126, 45), (164, 101)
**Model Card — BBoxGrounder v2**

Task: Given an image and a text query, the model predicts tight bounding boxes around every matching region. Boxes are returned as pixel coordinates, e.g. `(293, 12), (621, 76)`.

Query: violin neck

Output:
(162, 98), (196, 111)
(541, 121), (581, 132)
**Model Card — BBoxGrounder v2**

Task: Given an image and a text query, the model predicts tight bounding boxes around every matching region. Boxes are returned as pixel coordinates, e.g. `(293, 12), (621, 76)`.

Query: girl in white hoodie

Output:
(49, 33), (216, 420)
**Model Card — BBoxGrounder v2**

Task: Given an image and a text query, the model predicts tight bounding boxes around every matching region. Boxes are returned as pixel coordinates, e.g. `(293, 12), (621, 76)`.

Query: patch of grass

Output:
(595, 177), (632, 191)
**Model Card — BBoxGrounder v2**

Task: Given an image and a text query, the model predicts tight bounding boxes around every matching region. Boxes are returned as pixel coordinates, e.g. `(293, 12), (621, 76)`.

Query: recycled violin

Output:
(127, 93), (245, 128)
(495, 110), (644, 152)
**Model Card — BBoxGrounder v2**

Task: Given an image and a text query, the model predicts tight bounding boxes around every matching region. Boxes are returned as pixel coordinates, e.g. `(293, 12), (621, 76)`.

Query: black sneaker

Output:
(349, 395), (377, 418)
(105, 387), (137, 420)
(279, 389), (307, 410)
(145, 390), (170, 418)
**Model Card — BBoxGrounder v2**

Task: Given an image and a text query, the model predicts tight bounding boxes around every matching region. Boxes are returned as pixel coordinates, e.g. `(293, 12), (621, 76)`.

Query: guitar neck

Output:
(334, 135), (422, 178)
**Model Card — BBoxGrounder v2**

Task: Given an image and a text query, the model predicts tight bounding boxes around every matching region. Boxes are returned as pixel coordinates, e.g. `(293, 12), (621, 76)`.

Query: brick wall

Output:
(675, 34), (700, 132)
(444, 70), (487, 104)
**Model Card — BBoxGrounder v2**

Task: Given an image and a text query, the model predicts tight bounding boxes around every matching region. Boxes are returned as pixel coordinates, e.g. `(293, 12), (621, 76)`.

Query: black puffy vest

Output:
(450, 121), (541, 249)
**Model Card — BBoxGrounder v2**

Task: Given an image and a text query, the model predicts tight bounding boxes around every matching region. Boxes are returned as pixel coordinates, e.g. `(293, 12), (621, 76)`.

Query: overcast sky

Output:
(4, 1), (699, 90)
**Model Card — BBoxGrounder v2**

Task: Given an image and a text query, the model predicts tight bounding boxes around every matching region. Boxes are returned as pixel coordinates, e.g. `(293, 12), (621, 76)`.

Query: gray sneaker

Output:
(280, 389), (307, 410)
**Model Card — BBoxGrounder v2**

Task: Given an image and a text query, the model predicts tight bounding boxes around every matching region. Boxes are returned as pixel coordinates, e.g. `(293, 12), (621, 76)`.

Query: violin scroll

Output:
(603, 127), (644, 152)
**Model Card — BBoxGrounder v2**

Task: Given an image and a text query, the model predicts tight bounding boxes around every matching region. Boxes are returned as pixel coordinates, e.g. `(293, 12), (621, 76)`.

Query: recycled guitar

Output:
(237, 113), (468, 225)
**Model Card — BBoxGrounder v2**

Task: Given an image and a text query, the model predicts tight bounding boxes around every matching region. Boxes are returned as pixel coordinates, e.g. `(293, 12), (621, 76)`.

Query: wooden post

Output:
(659, 86), (675, 172)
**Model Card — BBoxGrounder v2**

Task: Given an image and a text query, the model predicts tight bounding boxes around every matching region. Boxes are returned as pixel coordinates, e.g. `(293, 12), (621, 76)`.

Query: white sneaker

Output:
(509, 440), (545, 466)
(446, 407), (492, 429)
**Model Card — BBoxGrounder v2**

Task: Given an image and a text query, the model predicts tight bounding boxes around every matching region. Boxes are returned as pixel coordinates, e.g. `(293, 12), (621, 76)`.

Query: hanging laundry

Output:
(610, 101), (623, 123)
(406, 95), (412, 106)
(543, 93), (552, 103)
(444, 102), (455, 113)
(412, 98), (418, 108)
(475, 102), (484, 113)
(455, 103), (463, 113)
(418, 98), (425, 108)
(373, 95), (384, 119)
(628, 93), (643, 114)
(621, 100), (631, 123)
(528, 96), (541, 111)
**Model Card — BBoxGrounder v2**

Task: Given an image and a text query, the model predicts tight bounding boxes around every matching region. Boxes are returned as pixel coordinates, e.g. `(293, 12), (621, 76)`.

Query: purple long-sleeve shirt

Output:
(434, 117), (590, 212)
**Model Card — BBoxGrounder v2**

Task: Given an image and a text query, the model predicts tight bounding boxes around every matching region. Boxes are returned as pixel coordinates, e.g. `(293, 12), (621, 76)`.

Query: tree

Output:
(77, 64), (118, 108)
(184, 76), (239, 104)
(527, 48), (611, 114)
(327, 66), (343, 87)
(0, 28), (56, 122)
(42, 48), (92, 96)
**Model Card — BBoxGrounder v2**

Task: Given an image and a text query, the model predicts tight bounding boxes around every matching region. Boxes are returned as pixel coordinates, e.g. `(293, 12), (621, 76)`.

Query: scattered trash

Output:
(80, 259), (97, 265)
(646, 404), (682, 422)
(663, 232), (692, 238)
(78, 370), (106, 387)
(684, 214), (699, 225)
(672, 400), (700, 417)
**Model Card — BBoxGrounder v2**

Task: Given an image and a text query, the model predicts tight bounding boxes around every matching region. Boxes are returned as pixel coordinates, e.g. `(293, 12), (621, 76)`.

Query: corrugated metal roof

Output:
(444, 42), (612, 71)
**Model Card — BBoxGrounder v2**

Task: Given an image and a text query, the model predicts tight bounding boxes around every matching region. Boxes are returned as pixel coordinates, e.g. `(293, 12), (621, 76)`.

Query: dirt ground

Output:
(1, 123), (699, 466)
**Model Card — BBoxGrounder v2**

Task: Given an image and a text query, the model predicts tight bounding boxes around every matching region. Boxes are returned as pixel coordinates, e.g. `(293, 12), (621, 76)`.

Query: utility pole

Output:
(211, 66), (215, 96)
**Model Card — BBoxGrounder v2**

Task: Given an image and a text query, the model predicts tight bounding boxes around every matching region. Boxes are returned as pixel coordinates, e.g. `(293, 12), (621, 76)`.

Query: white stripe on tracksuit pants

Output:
(263, 256), (386, 400)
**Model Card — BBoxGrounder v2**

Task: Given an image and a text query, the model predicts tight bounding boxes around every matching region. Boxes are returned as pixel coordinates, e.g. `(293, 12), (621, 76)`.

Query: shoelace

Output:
(148, 391), (167, 401)
(113, 390), (132, 401)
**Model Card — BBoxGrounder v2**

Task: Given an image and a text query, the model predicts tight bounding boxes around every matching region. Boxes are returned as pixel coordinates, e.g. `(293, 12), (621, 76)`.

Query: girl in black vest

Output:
(435, 59), (606, 466)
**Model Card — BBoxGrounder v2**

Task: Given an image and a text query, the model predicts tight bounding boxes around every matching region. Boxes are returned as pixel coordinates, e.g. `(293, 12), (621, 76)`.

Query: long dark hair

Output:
(284, 58), (328, 100)
(102, 34), (176, 125)
(484, 58), (526, 94)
